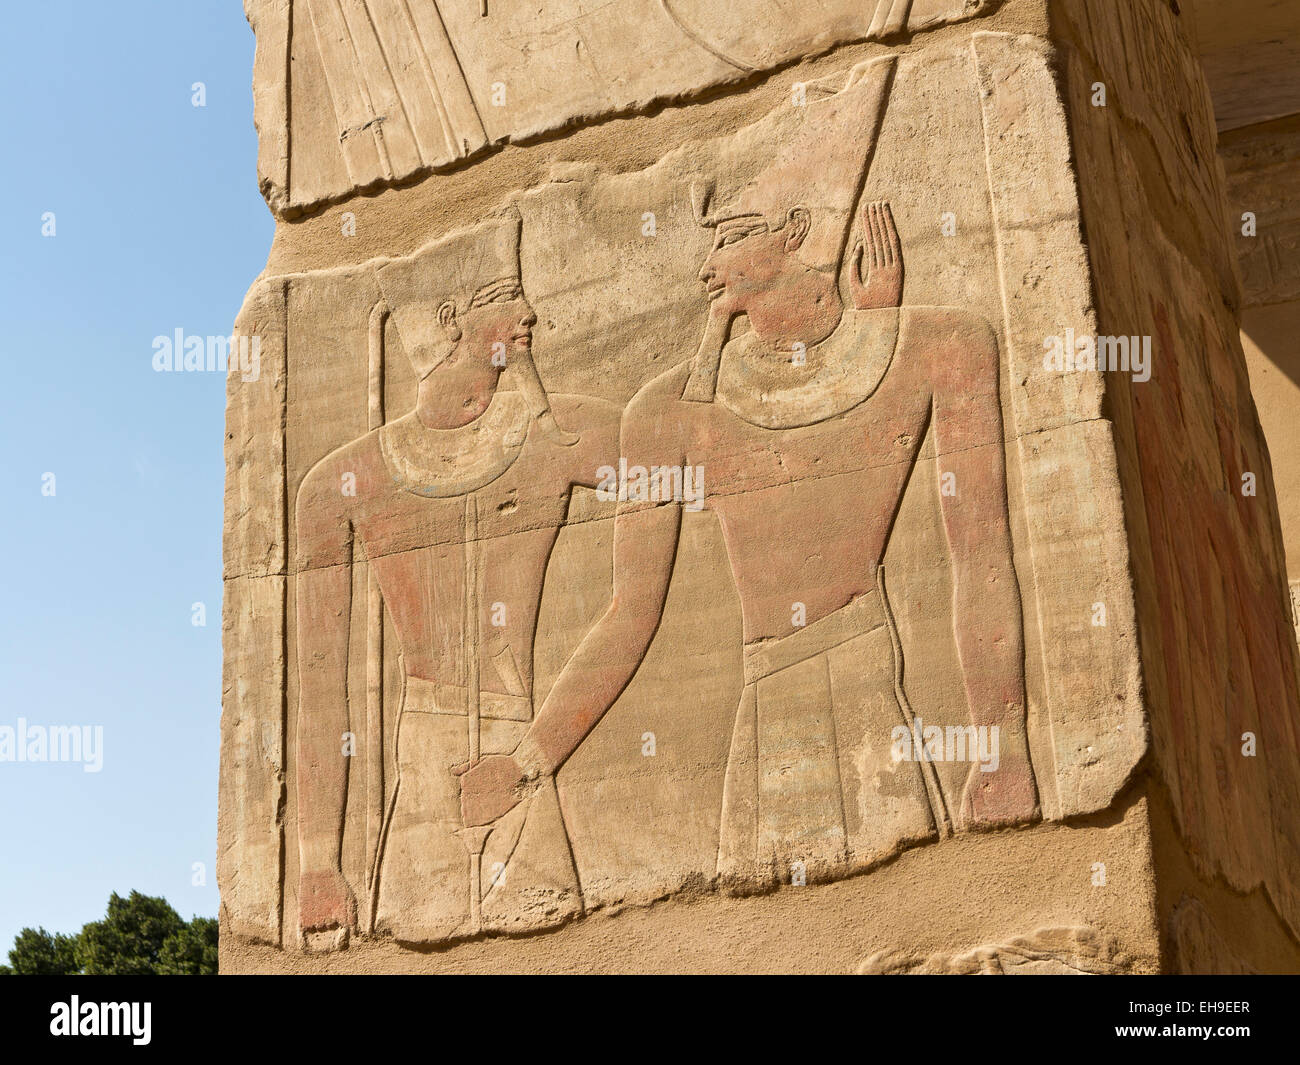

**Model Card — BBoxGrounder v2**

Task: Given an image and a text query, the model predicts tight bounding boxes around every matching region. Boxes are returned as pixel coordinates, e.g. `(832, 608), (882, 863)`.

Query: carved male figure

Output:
(459, 59), (1039, 888)
(294, 209), (618, 943)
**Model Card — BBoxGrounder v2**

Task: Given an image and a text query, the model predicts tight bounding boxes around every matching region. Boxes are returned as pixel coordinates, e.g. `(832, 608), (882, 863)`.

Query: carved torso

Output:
(297, 392), (616, 700)
(669, 308), (941, 643)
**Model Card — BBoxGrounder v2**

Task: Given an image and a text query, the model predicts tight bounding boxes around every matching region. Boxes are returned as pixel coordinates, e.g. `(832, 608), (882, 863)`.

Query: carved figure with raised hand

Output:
(457, 57), (1038, 890)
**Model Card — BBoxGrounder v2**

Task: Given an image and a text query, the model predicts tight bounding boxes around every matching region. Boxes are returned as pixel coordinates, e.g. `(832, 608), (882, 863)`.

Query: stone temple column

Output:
(218, 0), (1300, 973)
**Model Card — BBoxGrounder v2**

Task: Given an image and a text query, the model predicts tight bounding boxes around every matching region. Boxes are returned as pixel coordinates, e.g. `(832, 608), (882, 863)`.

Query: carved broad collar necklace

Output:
(714, 307), (900, 429)
(379, 388), (532, 498)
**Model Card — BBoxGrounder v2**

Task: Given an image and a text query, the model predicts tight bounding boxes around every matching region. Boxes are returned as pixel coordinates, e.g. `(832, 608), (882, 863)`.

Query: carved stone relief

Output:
(221, 32), (1151, 952)
(245, 0), (998, 216)
(859, 926), (1136, 975)
(1167, 897), (1260, 975)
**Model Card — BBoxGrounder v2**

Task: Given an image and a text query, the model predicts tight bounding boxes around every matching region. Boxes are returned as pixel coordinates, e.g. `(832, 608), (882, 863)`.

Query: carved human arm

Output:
(928, 311), (1039, 827)
(850, 200), (904, 310)
(456, 389), (686, 827)
(294, 463), (358, 936)
(519, 501), (681, 768)
(556, 394), (624, 491)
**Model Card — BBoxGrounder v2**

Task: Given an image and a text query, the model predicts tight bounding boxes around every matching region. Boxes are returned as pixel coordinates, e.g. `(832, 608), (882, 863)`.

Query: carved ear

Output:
(784, 205), (811, 253)
(437, 300), (461, 342)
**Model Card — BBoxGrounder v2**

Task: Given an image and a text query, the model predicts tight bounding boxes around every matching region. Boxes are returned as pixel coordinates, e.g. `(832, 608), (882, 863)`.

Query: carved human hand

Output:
(454, 753), (528, 827)
(298, 866), (357, 940)
(850, 200), (904, 310)
(958, 756), (1039, 830)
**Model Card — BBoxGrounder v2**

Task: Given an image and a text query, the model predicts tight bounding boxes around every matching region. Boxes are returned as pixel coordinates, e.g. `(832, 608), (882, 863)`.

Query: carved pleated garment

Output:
(717, 590), (936, 887)
(373, 488), (581, 944)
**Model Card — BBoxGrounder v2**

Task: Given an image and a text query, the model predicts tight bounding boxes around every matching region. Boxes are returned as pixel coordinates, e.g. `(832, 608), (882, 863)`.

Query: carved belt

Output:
(741, 590), (888, 686)
(400, 675), (532, 722)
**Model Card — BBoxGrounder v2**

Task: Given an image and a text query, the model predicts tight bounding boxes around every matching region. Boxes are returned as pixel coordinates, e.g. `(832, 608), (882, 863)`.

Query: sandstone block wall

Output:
(219, 0), (1300, 973)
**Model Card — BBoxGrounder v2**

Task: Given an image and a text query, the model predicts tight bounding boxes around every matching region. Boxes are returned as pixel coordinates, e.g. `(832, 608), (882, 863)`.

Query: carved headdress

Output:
(375, 208), (575, 444)
(691, 55), (898, 278)
(376, 209), (524, 379)
(681, 56), (898, 403)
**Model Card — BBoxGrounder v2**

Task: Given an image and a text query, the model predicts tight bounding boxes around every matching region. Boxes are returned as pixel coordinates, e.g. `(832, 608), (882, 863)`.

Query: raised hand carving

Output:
(850, 200), (904, 310)
(505, 55), (1037, 894)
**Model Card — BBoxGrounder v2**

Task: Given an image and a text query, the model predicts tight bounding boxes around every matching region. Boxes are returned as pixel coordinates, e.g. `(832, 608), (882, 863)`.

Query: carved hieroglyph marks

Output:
(858, 926), (1136, 974)
(246, 0), (996, 215)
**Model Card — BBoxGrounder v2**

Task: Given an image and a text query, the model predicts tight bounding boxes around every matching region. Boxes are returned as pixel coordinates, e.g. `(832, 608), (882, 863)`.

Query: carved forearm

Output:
(516, 505), (680, 775)
(296, 563), (352, 873)
(517, 602), (660, 775)
(950, 556), (1027, 729)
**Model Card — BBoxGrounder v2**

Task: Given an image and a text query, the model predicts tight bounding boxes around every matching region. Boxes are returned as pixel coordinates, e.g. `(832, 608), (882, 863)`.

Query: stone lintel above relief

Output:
(244, 0), (994, 217)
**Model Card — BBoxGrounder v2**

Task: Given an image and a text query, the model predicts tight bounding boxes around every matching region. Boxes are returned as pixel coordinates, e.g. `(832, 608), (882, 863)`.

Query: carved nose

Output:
(520, 309), (537, 328)
(698, 262), (715, 284)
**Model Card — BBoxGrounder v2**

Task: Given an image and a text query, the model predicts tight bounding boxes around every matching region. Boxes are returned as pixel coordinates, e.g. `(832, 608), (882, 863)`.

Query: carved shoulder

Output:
(294, 434), (380, 569)
(546, 393), (624, 482)
(620, 363), (697, 465)
(903, 305), (1000, 396)
(629, 361), (695, 417)
(549, 393), (622, 440)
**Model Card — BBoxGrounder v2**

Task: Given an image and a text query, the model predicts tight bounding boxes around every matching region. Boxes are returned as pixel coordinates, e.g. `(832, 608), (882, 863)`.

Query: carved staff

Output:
(459, 493), (491, 933)
(363, 299), (388, 933)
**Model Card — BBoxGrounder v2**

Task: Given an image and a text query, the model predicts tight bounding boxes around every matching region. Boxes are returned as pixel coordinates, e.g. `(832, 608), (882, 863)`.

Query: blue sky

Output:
(0, 2), (271, 951)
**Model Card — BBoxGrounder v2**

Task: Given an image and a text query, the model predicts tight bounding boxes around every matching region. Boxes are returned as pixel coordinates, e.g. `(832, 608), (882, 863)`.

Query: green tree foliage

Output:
(3, 927), (80, 975)
(76, 892), (186, 975)
(156, 916), (218, 975)
(1, 891), (219, 975)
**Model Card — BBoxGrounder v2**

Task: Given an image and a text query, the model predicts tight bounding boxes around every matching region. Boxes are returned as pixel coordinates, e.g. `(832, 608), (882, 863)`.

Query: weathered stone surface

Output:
(1217, 97), (1300, 607)
(859, 925), (1135, 974)
(218, 574), (286, 944)
(1167, 897), (1260, 975)
(220, 0), (1300, 972)
(222, 793), (1168, 972)
(224, 277), (287, 580)
(1064, 0), (1300, 940)
(246, 0), (997, 217)
(1221, 115), (1300, 309)
(1189, 0), (1300, 131)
